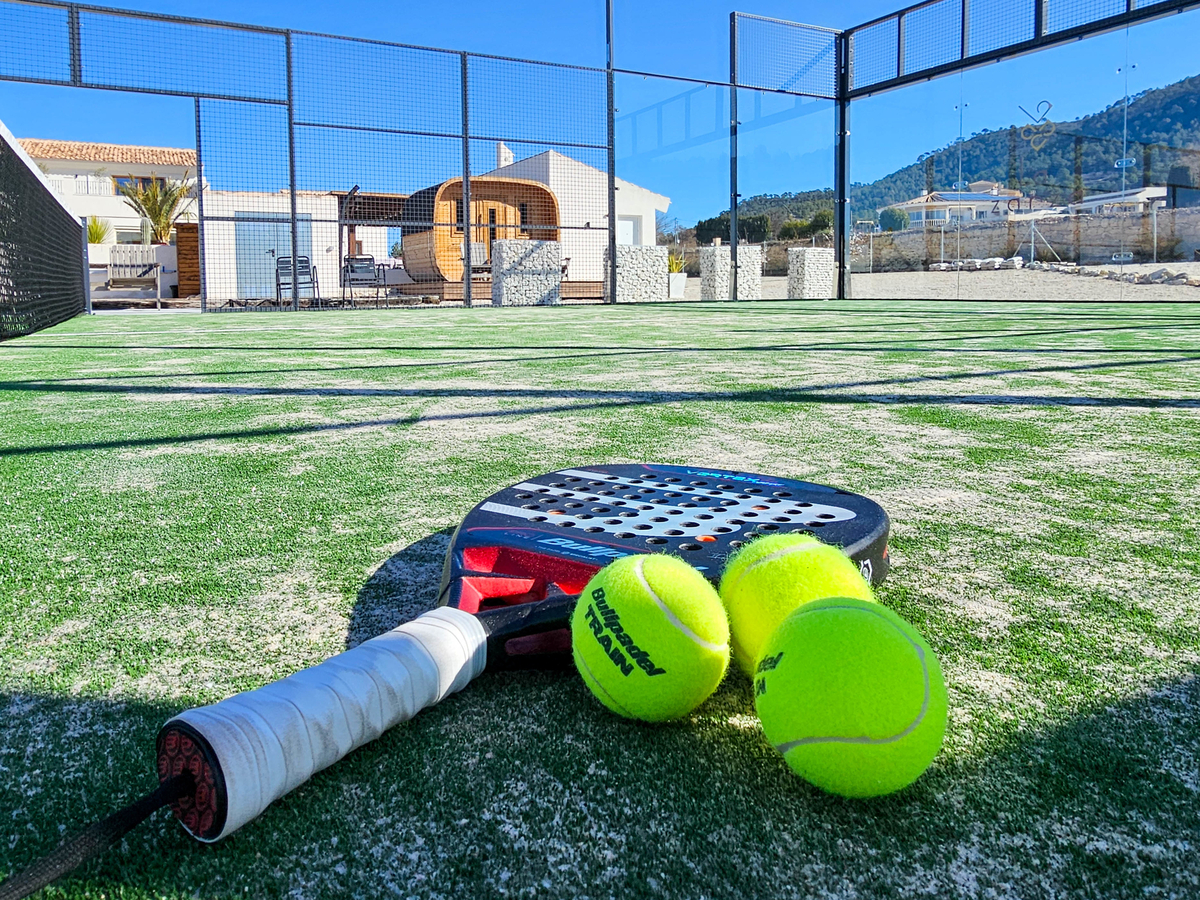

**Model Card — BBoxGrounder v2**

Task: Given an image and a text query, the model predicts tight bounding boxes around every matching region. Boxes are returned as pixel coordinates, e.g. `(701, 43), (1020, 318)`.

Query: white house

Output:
(483, 143), (670, 281)
(1068, 186), (1166, 215)
(883, 180), (1055, 227)
(18, 139), (197, 248)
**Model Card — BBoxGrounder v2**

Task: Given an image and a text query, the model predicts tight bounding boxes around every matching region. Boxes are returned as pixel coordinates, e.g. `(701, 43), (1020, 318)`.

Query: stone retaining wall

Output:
(492, 240), (561, 306)
(856, 208), (1200, 270)
(608, 244), (667, 303)
(700, 245), (763, 300)
(787, 248), (835, 299)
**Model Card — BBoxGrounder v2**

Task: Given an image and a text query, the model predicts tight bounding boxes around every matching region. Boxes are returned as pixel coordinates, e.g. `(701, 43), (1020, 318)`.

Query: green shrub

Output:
(879, 207), (909, 232)
(809, 208), (834, 233)
(778, 219), (808, 240)
(87, 217), (112, 244)
(694, 212), (771, 244)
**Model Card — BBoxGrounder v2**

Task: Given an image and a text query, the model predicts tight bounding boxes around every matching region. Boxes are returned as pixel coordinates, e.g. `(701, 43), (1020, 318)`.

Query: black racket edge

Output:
(0, 772), (194, 900)
(475, 514), (891, 674)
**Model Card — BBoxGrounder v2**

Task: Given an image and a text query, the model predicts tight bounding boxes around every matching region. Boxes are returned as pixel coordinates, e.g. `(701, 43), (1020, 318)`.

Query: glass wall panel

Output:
(950, 11), (1200, 300)
(615, 73), (730, 301)
(1121, 9), (1200, 300)
(848, 75), (964, 299)
(736, 88), (834, 299)
(953, 29), (1131, 300)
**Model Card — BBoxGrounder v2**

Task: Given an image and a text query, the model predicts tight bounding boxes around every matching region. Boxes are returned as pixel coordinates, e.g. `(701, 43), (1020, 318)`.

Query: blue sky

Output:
(1, 0), (1198, 225)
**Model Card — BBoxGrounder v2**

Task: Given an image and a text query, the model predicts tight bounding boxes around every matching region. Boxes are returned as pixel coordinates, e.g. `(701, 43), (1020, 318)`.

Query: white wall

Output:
(201, 191), (338, 302)
(484, 150), (670, 282)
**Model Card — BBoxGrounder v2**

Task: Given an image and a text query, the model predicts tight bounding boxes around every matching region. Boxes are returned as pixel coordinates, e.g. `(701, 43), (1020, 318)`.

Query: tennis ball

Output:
(719, 533), (874, 675)
(571, 554), (730, 722)
(754, 597), (947, 797)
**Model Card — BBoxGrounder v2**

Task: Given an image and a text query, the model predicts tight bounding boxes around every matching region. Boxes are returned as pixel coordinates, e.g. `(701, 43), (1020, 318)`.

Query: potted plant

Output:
(668, 250), (687, 299)
(86, 217), (112, 266)
(118, 172), (194, 300)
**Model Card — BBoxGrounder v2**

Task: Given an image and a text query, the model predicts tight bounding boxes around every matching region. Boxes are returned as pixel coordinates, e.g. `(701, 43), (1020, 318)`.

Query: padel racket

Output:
(0, 464), (888, 899)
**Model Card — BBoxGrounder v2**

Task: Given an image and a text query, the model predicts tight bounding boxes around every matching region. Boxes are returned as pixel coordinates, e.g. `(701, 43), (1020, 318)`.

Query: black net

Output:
(903, 0), (963, 74)
(0, 0), (70, 83)
(1046, 0), (1128, 33)
(850, 17), (900, 92)
(733, 14), (838, 100)
(965, 0), (1036, 57)
(77, 10), (287, 101)
(0, 128), (85, 339)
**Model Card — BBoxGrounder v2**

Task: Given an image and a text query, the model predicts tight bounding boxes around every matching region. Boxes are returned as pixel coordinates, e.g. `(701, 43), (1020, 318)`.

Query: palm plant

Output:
(118, 171), (194, 243)
(86, 216), (112, 244)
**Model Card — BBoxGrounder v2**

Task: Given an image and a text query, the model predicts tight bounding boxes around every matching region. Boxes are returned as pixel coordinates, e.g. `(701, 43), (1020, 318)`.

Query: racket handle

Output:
(160, 606), (486, 842)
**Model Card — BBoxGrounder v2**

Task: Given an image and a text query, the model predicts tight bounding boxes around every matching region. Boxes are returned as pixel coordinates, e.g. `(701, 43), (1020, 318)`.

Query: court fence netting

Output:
(0, 0), (1197, 333)
(0, 115), (85, 339)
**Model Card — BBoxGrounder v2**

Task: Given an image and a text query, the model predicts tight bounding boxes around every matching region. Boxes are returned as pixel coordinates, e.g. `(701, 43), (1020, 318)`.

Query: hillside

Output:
(728, 74), (1200, 229)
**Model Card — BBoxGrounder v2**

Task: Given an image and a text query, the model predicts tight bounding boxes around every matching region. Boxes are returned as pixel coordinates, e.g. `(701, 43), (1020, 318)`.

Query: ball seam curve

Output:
(634, 556), (727, 653)
(771, 603), (932, 753)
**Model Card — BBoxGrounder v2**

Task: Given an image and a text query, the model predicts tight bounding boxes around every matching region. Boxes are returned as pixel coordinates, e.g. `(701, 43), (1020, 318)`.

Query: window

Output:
(454, 198), (464, 233)
(113, 176), (167, 194)
(927, 209), (947, 220)
(910, 210), (923, 221)
(518, 201), (530, 237)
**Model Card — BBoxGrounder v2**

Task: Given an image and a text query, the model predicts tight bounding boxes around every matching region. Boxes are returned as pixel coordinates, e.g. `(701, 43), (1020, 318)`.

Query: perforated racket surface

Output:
(438, 463), (890, 669)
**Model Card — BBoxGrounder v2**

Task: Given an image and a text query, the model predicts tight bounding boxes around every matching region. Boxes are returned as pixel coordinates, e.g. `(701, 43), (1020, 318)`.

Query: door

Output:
(469, 201), (520, 260)
(617, 215), (640, 245)
(235, 212), (312, 300)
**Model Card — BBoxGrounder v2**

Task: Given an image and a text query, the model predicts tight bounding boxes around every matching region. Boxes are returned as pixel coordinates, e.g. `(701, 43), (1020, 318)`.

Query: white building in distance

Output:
(19, 138), (197, 245)
(483, 143), (670, 281)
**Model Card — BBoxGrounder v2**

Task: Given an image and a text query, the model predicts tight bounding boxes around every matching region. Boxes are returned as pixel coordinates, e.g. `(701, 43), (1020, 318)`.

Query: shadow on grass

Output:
(2, 665), (1196, 898)
(345, 527), (455, 650)
(10, 343), (1200, 387)
(2, 354), (1199, 458)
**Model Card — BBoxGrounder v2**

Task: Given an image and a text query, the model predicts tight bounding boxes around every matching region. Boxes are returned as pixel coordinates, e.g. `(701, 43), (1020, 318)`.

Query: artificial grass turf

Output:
(1, 300), (1198, 899)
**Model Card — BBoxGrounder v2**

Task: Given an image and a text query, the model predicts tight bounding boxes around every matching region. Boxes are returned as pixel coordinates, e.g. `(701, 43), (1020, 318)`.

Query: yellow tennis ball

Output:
(571, 554), (730, 722)
(754, 597), (947, 797)
(719, 533), (874, 675)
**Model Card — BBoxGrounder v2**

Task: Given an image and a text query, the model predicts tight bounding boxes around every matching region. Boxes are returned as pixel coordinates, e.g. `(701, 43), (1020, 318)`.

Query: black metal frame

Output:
(845, 0), (1200, 98)
(2, 0), (1199, 311)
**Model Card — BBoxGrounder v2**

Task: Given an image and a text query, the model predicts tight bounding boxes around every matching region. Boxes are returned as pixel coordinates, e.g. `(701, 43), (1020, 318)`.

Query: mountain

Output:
(728, 74), (1200, 229)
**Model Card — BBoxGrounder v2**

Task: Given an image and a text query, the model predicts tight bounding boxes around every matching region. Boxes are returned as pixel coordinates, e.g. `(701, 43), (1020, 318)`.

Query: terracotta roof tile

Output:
(17, 139), (196, 168)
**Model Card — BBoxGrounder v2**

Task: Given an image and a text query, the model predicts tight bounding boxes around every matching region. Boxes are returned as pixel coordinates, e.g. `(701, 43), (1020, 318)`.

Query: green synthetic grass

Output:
(1, 300), (1198, 899)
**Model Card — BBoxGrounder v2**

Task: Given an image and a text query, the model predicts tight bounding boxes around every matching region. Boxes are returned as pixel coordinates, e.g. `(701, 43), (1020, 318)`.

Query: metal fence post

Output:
(194, 96), (207, 312)
(730, 12), (739, 302)
(606, 0), (618, 304)
(835, 32), (851, 299)
(79, 216), (91, 314)
(285, 31), (299, 311)
(461, 52), (473, 308)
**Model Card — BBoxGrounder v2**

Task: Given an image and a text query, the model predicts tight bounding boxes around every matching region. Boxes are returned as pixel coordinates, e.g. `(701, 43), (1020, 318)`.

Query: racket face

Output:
(437, 464), (890, 668)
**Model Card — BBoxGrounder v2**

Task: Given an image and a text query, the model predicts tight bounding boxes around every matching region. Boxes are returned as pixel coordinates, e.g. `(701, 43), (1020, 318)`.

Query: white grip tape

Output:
(166, 606), (487, 841)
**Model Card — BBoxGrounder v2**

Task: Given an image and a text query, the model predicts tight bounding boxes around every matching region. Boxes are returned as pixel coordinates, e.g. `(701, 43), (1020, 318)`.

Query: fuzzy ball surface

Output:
(753, 597), (947, 797)
(719, 533), (874, 675)
(571, 554), (730, 722)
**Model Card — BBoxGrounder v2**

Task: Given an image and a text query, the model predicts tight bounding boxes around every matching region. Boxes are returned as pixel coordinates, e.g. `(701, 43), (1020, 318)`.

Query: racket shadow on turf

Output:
(346, 527), (456, 650)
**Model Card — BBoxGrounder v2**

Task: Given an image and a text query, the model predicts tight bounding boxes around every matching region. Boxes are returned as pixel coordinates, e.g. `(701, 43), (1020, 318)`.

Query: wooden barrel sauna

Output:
(401, 177), (560, 282)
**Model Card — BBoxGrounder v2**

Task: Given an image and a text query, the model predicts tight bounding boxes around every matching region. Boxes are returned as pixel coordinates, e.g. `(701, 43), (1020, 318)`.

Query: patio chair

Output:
(276, 256), (320, 306)
(341, 255), (379, 306)
(461, 242), (491, 278)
